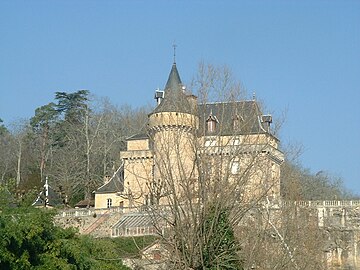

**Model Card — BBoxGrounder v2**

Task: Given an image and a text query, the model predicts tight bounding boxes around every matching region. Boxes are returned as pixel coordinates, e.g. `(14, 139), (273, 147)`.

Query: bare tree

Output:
(115, 63), (287, 269)
(8, 120), (32, 187)
(0, 122), (15, 184)
(116, 63), (331, 270)
(30, 102), (59, 182)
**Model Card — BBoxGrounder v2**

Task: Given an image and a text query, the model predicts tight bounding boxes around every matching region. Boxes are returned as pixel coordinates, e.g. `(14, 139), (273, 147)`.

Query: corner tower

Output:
(148, 62), (198, 202)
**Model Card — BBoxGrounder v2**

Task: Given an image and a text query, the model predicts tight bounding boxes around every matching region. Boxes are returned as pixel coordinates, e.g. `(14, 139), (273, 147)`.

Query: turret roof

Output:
(152, 63), (192, 114)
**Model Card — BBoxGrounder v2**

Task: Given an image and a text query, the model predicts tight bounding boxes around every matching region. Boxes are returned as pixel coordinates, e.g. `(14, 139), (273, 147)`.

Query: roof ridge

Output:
(198, 100), (256, 105)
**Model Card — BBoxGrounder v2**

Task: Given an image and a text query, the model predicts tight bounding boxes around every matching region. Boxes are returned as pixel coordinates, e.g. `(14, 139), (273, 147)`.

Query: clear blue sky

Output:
(1, 1), (359, 194)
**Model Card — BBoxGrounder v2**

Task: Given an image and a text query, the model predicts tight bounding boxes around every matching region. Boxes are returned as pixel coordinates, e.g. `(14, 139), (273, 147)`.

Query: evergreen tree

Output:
(200, 205), (243, 270)
(0, 203), (130, 269)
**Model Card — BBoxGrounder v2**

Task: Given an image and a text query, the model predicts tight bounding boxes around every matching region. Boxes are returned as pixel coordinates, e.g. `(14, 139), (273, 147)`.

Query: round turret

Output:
(148, 63), (198, 132)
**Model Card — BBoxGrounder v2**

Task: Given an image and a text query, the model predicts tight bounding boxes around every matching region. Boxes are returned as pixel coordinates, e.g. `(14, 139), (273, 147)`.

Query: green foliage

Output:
(55, 90), (89, 123)
(110, 236), (158, 258)
(0, 205), (130, 269)
(68, 190), (85, 207)
(0, 185), (16, 210)
(17, 188), (39, 207)
(1, 91), (149, 206)
(30, 103), (59, 132)
(0, 118), (8, 136)
(199, 205), (243, 270)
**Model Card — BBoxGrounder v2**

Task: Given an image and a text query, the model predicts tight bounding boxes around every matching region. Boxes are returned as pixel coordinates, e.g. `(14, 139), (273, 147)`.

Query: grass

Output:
(94, 235), (158, 258)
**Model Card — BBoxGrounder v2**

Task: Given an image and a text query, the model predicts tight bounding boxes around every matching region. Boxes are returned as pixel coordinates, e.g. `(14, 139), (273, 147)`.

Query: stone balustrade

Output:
(282, 200), (360, 208)
(56, 205), (149, 218)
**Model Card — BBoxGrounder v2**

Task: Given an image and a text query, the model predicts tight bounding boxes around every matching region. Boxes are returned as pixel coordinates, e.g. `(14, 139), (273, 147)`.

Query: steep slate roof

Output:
(198, 100), (268, 136)
(95, 164), (124, 194)
(151, 63), (192, 114)
(32, 179), (63, 207)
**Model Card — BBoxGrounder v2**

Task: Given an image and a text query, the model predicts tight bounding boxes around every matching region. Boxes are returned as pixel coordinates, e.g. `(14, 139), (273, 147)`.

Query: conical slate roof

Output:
(152, 63), (192, 114)
(164, 62), (182, 91)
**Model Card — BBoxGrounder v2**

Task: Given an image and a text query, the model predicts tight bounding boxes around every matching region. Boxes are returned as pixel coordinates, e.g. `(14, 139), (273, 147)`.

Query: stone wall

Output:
(292, 200), (360, 269)
(54, 201), (360, 269)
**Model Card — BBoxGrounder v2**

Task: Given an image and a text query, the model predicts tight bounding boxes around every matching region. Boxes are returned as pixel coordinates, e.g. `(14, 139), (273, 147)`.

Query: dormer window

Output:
(206, 112), (218, 133)
(207, 120), (216, 133)
(233, 114), (243, 131)
(233, 118), (239, 130)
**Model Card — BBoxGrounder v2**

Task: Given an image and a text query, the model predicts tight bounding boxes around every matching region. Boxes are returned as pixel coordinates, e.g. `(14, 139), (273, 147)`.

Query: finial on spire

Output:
(172, 42), (177, 64)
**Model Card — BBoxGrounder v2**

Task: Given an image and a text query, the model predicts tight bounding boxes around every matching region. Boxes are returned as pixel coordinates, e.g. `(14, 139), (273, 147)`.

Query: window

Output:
(207, 120), (216, 133)
(231, 161), (239, 174)
(233, 114), (243, 131)
(205, 139), (217, 147)
(233, 137), (241, 145)
(107, 198), (112, 208)
(206, 113), (218, 133)
(233, 117), (240, 130)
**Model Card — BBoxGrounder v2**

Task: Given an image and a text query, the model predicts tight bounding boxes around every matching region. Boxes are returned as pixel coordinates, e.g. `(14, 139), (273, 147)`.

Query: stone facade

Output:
(94, 62), (284, 209)
(59, 61), (359, 269)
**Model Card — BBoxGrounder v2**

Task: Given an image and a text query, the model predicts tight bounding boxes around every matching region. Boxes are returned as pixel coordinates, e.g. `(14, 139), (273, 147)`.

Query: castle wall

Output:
(285, 201), (360, 269)
(199, 133), (282, 201)
(127, 138), (150, 151)
(148, 111), (198, 130)
(122, 157), (154, 207)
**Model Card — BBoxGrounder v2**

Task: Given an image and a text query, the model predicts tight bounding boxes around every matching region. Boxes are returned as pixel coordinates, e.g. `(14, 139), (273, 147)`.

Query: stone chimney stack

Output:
(261, 115), (272, 132)
(154, 89), (164, 105)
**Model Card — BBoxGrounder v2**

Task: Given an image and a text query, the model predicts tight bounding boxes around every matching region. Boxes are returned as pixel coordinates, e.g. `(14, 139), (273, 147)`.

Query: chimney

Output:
(154, 88), (164, 105)
(261, 115), (272, 132)
(186, 94), (198, 113)
(104, 175), (111, 184)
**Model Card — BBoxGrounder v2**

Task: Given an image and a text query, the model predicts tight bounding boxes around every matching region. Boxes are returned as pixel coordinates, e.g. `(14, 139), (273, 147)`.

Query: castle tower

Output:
(148, 62), (199, 203)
